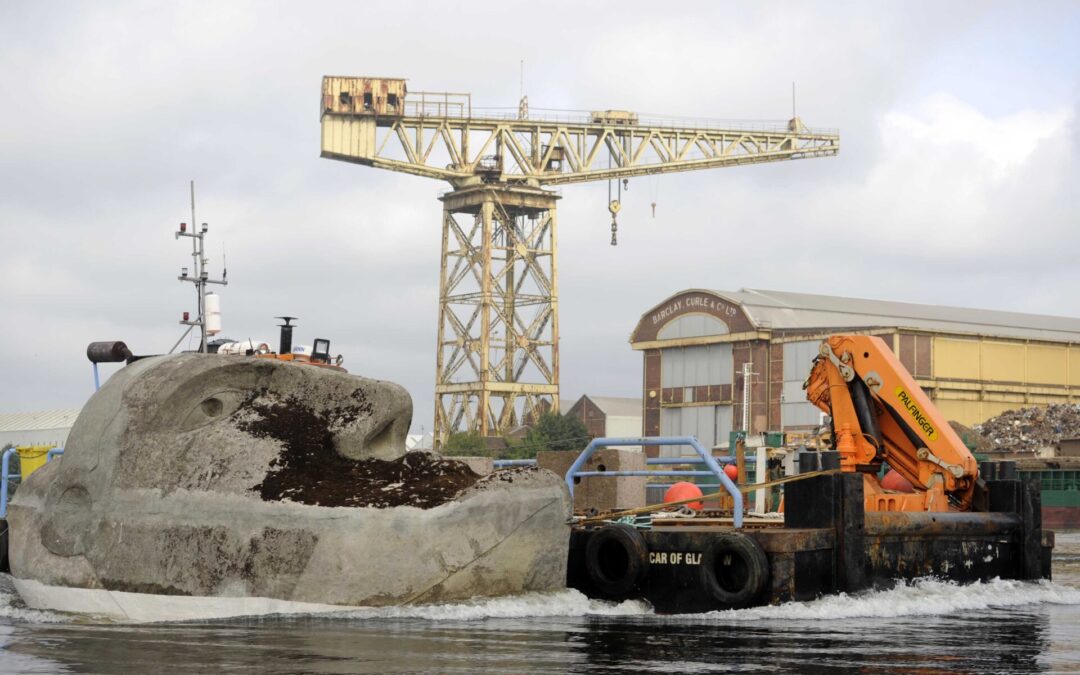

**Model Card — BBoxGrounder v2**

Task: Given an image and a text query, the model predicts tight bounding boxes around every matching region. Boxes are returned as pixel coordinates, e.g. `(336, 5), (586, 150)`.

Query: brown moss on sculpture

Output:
(241, 393), (482, 508)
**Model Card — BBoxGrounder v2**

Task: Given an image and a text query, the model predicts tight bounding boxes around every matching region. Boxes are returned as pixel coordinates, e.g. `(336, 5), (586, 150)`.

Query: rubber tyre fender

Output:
(583, 523), (650, 598)
(699, 533), (769, 608)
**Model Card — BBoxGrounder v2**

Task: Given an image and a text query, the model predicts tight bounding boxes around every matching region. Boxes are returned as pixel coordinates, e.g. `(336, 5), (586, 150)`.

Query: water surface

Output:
(3, 534), (1080, 673)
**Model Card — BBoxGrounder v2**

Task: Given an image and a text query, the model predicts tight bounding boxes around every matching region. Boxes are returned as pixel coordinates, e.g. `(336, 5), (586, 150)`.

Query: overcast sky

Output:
(2, 1), (1078, 433)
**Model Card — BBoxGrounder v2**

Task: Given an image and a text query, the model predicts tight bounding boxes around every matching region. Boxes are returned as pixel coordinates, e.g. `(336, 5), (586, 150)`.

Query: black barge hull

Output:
(568, 473), (1053, 613)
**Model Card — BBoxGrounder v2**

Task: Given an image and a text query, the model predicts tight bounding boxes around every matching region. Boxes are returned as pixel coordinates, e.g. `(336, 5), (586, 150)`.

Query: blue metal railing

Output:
(565, 436), (743, 528)
(494, 454), (742, 470)
(646, 456), (735, 465)
(492, 459), (536, 468)
(0, 446), (64, 519)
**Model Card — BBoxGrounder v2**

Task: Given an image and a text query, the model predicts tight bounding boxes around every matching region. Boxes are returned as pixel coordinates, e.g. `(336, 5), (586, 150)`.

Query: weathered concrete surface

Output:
(537, 449), (646, 512)
(453, 456), (495, 476)
(8, 354), (571, 618)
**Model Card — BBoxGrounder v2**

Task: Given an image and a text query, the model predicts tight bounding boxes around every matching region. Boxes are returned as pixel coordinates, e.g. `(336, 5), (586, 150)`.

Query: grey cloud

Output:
(1, 1), (1077, 435)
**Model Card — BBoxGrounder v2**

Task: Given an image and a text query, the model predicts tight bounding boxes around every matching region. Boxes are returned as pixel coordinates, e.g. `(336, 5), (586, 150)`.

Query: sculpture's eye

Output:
(179, 390), (244, 431)
(201, 397), (224, 417)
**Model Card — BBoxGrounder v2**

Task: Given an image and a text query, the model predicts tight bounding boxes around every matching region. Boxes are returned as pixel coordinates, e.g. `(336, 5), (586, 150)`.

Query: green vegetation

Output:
(503, 412), (591, 459)
(438, 413), (592, 460)
(440, 431), (488, 457)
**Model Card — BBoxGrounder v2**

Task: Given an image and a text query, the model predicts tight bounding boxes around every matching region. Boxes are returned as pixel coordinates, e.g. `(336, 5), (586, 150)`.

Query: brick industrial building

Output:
(630, 288), (1080, 451)
(562, 395), (642, 439)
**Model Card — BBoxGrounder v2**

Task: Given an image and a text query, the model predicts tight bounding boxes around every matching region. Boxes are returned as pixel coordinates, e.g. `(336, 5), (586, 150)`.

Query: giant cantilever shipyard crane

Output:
(319, 76), (839, 445)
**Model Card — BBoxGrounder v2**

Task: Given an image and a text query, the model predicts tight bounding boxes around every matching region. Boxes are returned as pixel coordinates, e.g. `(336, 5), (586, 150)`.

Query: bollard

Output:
(998, 460), (1017, 481)
(798, 451), (821, 474)
(819, 451), (841, 471)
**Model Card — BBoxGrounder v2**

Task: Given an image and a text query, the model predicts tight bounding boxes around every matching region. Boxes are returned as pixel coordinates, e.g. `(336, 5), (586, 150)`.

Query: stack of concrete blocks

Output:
(536, 449), (646, 513)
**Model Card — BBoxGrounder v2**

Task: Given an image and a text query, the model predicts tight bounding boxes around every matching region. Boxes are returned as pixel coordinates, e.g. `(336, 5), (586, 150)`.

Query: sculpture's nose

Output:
(332, 382), (413, 461)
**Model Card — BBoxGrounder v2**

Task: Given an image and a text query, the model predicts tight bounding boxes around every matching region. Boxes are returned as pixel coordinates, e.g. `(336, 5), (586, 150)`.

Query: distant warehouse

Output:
(0, 409), (81, 449)
(630, 288), (1080, 450)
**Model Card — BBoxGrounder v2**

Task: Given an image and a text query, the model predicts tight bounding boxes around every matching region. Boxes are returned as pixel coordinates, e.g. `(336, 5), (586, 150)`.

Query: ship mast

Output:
(171, 181), (227, 353)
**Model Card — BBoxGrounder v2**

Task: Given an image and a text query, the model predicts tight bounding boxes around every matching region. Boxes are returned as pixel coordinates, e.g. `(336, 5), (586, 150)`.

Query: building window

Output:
(660, 344), (733, 389)
(782, 341), (823, 427)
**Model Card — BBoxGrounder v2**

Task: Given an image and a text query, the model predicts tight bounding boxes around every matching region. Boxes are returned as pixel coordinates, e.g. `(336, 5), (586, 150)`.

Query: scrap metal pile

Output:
(948, 421), (995, 454)
(974, 404), (1080, 454)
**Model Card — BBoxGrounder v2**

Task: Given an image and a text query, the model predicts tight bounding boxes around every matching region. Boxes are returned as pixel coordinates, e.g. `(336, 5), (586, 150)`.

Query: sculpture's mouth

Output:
(253, 450), (482, 508)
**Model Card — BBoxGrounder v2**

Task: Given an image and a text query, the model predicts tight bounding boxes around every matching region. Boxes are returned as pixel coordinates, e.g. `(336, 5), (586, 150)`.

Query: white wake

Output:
(1, 574), (1077, 625)
(684, 577), (1080, 622)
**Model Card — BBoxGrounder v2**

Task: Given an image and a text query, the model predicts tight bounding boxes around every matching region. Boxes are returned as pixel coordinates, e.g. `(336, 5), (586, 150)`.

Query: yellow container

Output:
(16, 445), (52, 479)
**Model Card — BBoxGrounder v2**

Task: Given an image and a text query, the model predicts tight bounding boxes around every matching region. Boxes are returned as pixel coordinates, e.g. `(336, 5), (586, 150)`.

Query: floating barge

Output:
(563, 437), (1053, 614)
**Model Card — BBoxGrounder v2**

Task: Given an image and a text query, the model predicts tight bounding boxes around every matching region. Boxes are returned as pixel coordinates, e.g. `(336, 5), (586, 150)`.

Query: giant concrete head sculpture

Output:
(8, 354), (571, 620)
(64, 353), (413, 501)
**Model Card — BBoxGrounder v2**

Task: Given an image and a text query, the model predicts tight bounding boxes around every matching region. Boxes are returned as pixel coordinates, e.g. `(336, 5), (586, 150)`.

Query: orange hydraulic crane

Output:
(804, 335), (981, 511)
(319, 76), (840, 445)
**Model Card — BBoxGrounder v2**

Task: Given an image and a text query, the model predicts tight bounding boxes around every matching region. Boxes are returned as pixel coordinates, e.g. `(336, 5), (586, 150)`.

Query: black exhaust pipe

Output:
(276, 317), (297, 355)
(87, 341), (133, 364)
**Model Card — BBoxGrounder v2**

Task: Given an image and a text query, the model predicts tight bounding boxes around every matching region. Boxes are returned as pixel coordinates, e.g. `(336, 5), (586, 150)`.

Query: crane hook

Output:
(608, 199), (621, 246)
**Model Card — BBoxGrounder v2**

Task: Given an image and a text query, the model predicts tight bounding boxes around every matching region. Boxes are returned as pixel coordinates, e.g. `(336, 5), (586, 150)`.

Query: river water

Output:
(3, 533), (1080, 674)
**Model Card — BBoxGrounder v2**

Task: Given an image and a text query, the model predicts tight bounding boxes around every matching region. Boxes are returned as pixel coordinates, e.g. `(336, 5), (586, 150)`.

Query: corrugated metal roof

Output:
(582, 396), (642, 418)
(0, 408), (81, 433)
(715, 288), (1080, 343)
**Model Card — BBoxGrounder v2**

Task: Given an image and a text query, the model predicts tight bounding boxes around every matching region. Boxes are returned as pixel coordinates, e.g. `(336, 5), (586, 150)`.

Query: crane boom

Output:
(320, 78), (839, 187)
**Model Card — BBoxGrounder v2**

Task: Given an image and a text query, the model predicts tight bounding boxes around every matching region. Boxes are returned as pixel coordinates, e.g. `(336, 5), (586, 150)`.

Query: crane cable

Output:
(649, 175), (659, 218)
(607, 151), (620, 246)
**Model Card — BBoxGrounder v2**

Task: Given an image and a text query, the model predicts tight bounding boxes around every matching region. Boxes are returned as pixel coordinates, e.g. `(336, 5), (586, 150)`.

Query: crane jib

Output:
(881, 398), (931, 453)
(893, 386), (939, 441)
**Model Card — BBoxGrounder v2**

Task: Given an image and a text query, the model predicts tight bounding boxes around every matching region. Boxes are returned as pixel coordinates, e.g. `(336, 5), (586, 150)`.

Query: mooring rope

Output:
(578, 468), (842, 524)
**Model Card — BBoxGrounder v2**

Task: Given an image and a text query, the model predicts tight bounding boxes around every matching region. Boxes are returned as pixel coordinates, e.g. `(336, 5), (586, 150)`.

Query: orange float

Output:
(664, 481), (704, 510)
(881, 469), (915, 493)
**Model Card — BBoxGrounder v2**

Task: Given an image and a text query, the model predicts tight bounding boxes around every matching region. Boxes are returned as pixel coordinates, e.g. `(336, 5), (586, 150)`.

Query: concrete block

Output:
(537, 448), (646, 513)
(454, 456), (495, 475)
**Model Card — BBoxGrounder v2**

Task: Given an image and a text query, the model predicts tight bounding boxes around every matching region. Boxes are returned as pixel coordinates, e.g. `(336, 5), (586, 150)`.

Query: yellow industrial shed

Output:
(630, 288), (1080, 446)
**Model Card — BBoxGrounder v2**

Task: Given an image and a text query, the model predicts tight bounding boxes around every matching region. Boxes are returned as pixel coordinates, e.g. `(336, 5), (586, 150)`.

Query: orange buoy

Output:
(664, 481), (704, 510)
(881, 469), (915, 493)
(724, 464), (739, 481)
